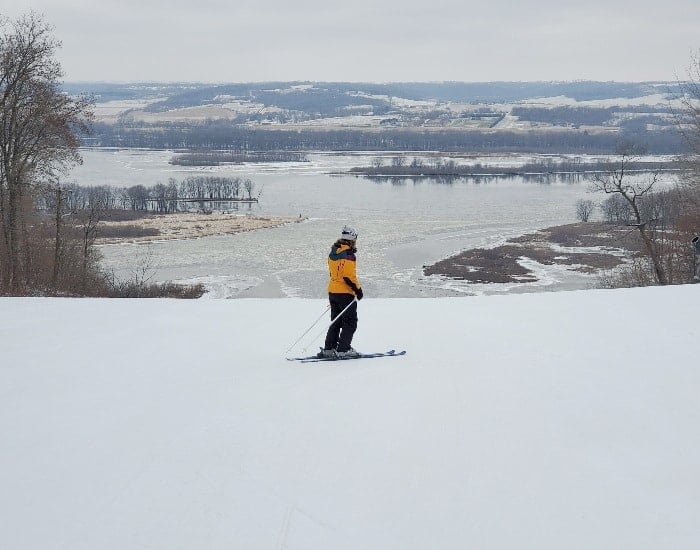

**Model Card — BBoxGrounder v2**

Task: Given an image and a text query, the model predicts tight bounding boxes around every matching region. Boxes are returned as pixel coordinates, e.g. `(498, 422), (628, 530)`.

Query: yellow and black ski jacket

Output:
(327, 241), (362, 296)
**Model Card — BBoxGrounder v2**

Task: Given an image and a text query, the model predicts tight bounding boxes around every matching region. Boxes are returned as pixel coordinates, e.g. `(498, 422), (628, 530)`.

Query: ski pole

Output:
(301, 297), (358, 354)
(285, 303), (331, 354)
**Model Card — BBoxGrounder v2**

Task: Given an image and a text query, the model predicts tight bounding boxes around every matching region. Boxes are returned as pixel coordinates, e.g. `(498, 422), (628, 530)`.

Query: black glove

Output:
(343, 277), (363, 300)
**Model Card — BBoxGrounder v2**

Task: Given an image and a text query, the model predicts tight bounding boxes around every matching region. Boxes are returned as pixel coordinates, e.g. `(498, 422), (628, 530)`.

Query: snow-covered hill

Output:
(1, 286), (699, 549)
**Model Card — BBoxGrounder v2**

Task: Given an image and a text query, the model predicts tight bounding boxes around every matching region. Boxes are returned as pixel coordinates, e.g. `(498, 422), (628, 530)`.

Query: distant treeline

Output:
(511, 106), (673, 128)
(350, 157), (682, 178)
(38, 176), (258, 214)
(85, 122), (687, 154)
(170, 151), (307, 166)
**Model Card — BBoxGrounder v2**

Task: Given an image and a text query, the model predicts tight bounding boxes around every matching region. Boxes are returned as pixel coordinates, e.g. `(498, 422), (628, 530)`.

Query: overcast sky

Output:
(2, 0), (698, 83)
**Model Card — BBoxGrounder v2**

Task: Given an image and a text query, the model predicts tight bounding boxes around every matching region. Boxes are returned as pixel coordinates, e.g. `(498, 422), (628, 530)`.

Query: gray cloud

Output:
(2, 0), (698, 81)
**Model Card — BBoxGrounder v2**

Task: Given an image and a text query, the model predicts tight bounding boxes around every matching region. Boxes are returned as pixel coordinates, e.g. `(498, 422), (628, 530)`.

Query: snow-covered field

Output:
(91, 89), (684, 128)
(2, 286), (699, 549)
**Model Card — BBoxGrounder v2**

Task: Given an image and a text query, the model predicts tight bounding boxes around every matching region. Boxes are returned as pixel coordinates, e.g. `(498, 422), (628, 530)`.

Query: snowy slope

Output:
(1, 287), (699, 549)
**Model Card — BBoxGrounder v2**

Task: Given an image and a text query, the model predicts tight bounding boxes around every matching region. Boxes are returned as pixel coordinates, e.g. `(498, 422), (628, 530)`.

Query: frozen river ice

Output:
(73, 149), (671, 298)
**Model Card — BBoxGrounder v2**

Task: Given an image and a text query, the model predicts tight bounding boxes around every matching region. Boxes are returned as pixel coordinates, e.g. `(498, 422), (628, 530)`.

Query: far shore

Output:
(94, 212), (306, 244)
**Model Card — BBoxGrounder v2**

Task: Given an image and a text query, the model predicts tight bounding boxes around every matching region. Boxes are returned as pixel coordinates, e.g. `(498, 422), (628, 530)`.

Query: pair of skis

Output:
(287, 349), (406, 363)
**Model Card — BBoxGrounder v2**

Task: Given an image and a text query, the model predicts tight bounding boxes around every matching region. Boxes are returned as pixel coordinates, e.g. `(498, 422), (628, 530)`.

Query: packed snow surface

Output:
(1, 286), (699, 549)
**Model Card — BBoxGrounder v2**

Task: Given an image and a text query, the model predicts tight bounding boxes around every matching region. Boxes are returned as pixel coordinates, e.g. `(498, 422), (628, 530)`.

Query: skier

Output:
(317, 225), (364, 358)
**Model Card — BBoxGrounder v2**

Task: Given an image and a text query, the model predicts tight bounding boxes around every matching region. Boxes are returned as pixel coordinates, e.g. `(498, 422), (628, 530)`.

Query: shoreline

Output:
(95, 213), (307, 245)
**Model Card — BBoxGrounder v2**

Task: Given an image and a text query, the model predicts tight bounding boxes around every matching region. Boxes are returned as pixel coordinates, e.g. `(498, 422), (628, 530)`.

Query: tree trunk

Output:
(630, 197), (667, 285)
(53, 188), (63, 288)
(7, 184), (20, 292)
(638, 226), (667, 285)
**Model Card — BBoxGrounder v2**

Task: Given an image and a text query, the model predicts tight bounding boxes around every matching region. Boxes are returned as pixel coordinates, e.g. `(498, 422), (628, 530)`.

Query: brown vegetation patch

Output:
(509, 222), (644, 251)
(551, 252), (624, 269)
(425, 245), (537, 284)
(98, 210), (157, 222)
(96, 224), (161, 239)
(105, 281), (206, 299)
(93, 213), (306, 244)
(424, 222), (635, 284)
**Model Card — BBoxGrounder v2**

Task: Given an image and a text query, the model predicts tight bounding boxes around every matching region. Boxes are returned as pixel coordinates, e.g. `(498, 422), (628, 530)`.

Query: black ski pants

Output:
(324, 292), (358, 352)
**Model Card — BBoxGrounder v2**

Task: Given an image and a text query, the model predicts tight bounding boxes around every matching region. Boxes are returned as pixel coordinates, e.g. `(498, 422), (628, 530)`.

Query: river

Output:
(71, 148), (675, 298)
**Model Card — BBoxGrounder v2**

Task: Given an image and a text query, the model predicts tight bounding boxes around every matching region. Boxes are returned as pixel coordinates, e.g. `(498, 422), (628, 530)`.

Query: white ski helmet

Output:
(340, 225), (358, 241)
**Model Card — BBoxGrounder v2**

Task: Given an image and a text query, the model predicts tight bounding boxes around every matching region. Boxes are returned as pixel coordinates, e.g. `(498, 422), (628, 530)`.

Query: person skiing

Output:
(318, 225), (363, 358)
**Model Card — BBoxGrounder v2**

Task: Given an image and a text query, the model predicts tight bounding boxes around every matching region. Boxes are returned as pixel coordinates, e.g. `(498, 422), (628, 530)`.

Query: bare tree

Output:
(676, 51), (700, 155)
(229, 177), (240, 198)
(391, 156), (406, 168)
(243, 178), (255, 200)
(68, 192), (105, 292)
(673, 53), (700, 281)
(166, 179), (179, 213)
(0, 12), (92, 293)
(48, 182), (72, 287)
(126, 185), (149, 211)
(575, 199), (595, 222)
(601, 194), (633, 224)
(592, 145), (671, 284)
(151, 183), (168, 214)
